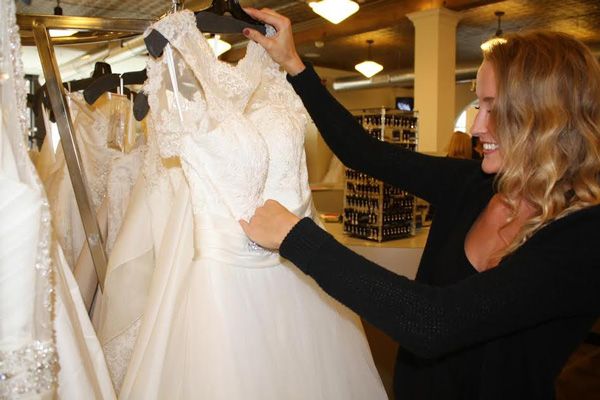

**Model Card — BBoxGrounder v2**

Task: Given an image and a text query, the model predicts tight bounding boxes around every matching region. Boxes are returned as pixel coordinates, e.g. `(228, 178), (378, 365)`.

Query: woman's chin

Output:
(481, 157), (501, 174)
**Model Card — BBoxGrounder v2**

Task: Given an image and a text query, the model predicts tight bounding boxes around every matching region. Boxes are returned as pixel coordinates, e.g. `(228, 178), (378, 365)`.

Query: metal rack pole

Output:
(32, 22), (108, 290)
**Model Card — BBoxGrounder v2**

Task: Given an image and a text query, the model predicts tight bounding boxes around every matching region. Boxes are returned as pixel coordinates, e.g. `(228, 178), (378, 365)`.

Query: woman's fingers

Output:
(243, 7), (305, 75)
(239, 200), (301, 250)
(239, 218), (252, 236)
(243, 28), (271, 49)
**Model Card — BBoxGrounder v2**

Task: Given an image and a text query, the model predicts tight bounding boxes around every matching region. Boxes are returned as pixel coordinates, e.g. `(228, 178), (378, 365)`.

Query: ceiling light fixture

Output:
(206, 34), (232, 57)
(480, 11), (507, 51)
(355, 40), (384, 78)
(308, 0), (359, 24)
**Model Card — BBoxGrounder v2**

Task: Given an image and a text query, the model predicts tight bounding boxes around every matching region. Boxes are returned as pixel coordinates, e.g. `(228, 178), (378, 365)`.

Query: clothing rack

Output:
(17, 14), (154, 292)
(17, 0), (245, 294)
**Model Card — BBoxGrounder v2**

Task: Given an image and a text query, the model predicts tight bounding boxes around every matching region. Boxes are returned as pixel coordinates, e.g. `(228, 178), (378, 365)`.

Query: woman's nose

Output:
(469, 110), (487, 137)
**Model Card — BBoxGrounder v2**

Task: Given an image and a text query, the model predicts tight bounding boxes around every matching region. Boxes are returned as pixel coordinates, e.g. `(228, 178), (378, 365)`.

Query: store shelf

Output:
(343, 108), (419, 242)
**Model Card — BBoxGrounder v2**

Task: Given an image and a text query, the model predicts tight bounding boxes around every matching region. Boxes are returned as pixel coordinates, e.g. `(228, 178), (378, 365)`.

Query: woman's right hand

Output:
(242, 8), (306, 76)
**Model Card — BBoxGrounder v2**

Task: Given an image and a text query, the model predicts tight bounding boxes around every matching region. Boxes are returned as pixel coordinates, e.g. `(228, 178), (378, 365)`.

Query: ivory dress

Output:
(119, 11), (387, 399)
(1, 1), (114, 398)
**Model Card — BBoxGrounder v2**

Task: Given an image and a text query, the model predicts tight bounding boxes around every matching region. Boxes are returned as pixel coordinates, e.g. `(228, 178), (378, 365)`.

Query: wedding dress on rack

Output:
(41, 91), (144, 309)
(0, 1), (57, 396)
(43, 93), (121, 268)
(119, 11), (387, 399)
(0, 0), (114, 398)
(34, 107), (57, 183)
(95, 119), (190, 392)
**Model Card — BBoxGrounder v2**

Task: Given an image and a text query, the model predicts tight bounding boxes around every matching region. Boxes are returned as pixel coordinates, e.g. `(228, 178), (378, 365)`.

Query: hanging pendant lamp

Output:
(480, 11), (507, 51)
(308, 0), (359, 24)
(355, 40), (384, 78)
(49, 0), (78, 37)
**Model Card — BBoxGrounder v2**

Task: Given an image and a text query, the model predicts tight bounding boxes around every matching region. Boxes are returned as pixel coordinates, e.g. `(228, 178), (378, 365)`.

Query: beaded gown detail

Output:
(0, 0), (114, 398)
(119, 11), (387, 400)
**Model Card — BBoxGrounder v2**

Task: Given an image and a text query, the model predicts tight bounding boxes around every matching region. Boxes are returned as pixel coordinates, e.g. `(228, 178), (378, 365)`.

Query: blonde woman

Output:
(240, 8), (600, 400)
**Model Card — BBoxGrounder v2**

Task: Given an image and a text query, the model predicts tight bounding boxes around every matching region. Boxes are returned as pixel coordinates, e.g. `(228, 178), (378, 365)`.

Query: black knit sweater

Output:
(280, 64), (600, 399)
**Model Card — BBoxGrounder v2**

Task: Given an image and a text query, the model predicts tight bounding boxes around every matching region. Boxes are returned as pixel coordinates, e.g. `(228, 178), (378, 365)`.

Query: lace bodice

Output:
(146, 11), (311, 223)
(67, 93), (124, 209)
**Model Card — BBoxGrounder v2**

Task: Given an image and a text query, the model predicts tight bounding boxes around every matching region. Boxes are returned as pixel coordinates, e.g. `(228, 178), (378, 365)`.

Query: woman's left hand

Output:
(240, 200), (301, 250)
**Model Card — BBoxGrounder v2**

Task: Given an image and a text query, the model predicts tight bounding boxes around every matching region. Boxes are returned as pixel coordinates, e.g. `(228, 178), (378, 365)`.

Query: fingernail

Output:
(243, 28), (250, 36)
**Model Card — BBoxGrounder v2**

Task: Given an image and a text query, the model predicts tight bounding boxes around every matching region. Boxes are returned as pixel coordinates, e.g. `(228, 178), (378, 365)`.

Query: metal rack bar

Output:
(32, 22), (108, 290)
(20, 31), (139, 47)
(18, 14), (152, 33)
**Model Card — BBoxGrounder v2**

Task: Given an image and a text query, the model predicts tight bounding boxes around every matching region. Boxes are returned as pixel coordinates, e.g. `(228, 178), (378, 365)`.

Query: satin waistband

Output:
(193, 198), (314, 268)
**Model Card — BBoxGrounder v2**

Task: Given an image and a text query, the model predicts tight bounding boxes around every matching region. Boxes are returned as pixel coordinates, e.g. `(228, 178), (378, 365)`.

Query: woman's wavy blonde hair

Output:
(484, 31), (600, 256)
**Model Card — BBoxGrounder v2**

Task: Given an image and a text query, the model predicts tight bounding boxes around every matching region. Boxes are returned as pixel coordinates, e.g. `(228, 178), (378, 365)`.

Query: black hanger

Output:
(83, 69), (148, 105)
(133, 92), (150, 122)
(206, 0), (264, 26)
(32, 61), (114, 121)
(145, 0), (267, 58)
(91, 61), (112, 78)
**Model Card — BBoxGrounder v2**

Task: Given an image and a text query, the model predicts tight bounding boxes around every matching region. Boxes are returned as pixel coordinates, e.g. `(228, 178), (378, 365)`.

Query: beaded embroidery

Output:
(0, 0), (58, 397)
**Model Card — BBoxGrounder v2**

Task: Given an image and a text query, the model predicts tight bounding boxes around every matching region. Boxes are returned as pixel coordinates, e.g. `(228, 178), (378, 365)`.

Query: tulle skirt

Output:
(120, 191), (387, 399)
(123, 257), (386, 399)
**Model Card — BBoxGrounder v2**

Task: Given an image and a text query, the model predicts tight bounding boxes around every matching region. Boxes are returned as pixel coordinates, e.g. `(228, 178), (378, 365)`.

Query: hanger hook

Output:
(171, 0), (185, 13)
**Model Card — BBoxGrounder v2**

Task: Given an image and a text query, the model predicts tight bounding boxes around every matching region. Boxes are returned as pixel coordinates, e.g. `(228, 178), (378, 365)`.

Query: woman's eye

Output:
(473, 105), (480, 110)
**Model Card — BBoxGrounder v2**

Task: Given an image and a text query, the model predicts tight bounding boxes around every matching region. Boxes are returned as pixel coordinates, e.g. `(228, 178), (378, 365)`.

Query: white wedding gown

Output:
(96, 120), (190, 392)
(1, 0), (114, 398)
(119, 11), (387, 399)
(43, 93), (122, 269)
(41, 91), (144, 310)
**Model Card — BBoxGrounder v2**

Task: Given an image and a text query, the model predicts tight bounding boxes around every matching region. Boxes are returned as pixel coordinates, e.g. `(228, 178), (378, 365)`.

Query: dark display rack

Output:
(343, 108), (419, 242)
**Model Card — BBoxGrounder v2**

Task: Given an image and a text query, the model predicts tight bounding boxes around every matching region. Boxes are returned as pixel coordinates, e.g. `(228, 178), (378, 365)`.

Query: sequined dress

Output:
(0, 0), (114, 398)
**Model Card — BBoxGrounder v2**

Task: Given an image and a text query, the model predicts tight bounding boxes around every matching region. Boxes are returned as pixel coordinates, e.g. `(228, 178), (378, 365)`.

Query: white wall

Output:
(455, 81), (476, 120)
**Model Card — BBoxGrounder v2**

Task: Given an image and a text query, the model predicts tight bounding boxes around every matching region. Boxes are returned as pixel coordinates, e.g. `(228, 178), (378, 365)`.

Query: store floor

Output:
(556, 321), (600, 400)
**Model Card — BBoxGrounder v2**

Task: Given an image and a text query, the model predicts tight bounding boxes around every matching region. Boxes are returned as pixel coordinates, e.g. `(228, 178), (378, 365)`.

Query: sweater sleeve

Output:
(280, 216), (600, 359)
(287, 64), (484, 206)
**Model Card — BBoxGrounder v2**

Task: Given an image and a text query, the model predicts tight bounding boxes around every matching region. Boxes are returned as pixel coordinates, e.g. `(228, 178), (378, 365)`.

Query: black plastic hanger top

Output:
(204, 0), (266, 28)
(145, 0), (267, 58)
(83, 69), (148, 105)
(133, 91), (150, 122)
(92, 61), (112, 78)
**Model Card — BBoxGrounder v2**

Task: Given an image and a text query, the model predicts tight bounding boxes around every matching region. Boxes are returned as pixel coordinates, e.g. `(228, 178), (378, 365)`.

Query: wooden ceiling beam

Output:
(222, 0), (502, 62)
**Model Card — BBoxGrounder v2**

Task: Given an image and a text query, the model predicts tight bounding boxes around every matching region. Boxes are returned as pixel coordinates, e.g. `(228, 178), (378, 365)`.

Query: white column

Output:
(407, 8), (461, 154)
